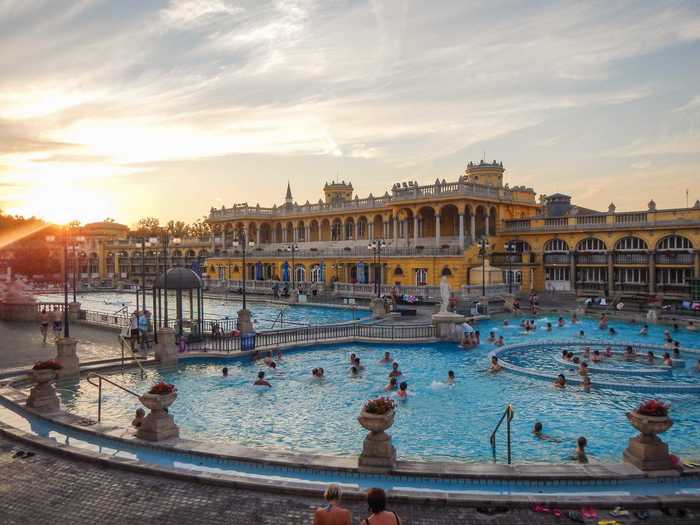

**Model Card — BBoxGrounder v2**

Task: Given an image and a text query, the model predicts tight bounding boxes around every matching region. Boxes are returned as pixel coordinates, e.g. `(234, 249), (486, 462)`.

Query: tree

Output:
(166, 220), (188, 238)
(188, 217), (211, 239)
(134, 217), (161, 237)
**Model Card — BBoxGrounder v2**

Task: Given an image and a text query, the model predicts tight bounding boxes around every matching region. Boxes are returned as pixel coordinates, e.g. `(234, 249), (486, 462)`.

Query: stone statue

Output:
(439, 276), (450, 314)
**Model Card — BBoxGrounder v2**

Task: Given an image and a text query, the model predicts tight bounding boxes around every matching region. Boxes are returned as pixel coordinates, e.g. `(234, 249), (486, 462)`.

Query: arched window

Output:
(657, 235), (692, 251)
(615, 237), (648, 251)
(393, 266), (404, 276)
(441, 266), (452, 276)
(310, 264), (322, 283)
(544, 239), (569, 252)
(576, 238), (606, 252)
(415, 268), (428, 285)
(505, 240), (531, 252)
(294, 265), (305, 283)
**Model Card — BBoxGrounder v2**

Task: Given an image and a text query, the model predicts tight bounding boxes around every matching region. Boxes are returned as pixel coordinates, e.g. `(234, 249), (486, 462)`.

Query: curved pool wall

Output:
(491, 341), (700, 393)
(2, 390), (700, 501)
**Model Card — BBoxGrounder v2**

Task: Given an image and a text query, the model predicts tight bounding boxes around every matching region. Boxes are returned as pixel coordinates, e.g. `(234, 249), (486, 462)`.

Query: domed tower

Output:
(323, 180), (353, 205)
(464, 160), (505, 187)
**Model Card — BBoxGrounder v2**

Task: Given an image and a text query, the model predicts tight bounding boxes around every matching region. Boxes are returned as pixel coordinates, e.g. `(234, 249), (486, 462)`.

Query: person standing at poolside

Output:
(52, 307), (63, 341)
(313, 484), (352, 525)
(39, 308), (50, 344)
(361, 488), (401, 525)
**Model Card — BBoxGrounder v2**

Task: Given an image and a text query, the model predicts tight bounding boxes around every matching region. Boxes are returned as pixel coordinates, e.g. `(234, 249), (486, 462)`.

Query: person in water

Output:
(591, 350), (602, 363)
(646, 351), (655, 364)
(672, 341), (681, 357)
(695, 359), (700, 372)
(396, 381), (409, 399)
(350, 366), (359, 376)
(487, 330), (497, 343)
(608, 327), (616, 336)
(581, 374), (591, 392)
(385, 377), (398, 391)
(554, 374), (566, 388)
(313, 484), (352, 525)
(131, 408), (145, 428)
(222, 367), (229, 377)
(446, 370), (455, 385)
(663, 352), (673, 367)
(623, 346), (636, 361)
(388, 362), (402, 378)
(578, 330), (585, 338)
(578, 361), (589, 377)
(495, 335), (505, 347)
(254, 371), (271, 387)
(557, 317), (565, 327)
(572, 436), (588, 464)
(688, 321), (697, 332)
(489, 356), (502, 373)
(571, 313), (578, 324)
(639, 324), (649, 336)
(353, 357), (365, 371)
(349, 353), (357, 365)
(582, 347), (591, 359)
(545, 322), (552, 332)
(605, 346), (613, 358)
(379, 351), (392, 364)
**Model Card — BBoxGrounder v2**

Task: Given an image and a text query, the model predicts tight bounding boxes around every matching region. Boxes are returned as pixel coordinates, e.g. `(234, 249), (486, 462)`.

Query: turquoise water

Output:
(57, 315), (700, 464)
(35, 291), (361, 329)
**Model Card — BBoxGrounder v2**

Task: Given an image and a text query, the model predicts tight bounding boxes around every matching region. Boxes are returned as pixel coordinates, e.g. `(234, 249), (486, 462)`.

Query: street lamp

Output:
(233, 231), (255, 311)
(285, 243), (298, 289)
(368, 240), (386, 297)
(69, 234), (85, 302)
(504, 242), (517, 294)
(478, 237), (490, 297)
(45, 228), (70, 338)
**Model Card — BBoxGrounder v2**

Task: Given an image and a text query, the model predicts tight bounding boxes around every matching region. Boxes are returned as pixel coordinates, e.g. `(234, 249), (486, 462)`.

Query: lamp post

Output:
(70, 234), (85, 302)
(45, 228), (70, 338)
(505, 242), (516, 294)
(479, 237), (490, 297)
(233, 230), (255, 311)
(285, 243), (298, 289)
(368, 240), (386, 297)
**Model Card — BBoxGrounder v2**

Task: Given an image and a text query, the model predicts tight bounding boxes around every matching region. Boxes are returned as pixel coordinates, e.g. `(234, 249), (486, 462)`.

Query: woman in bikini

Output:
(361, 488), (401, 525)
(313, 484), (352, 525)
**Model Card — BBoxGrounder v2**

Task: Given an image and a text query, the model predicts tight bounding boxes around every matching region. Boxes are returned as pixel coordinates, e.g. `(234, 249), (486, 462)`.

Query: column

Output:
(470, 213), (476, 242)
(368, 223), (374, 240)
(393, 217), (398, 244)
(305, 225), (310, 242)
(413, 216), (418, 244)
(648, 251), (656, 295)
(435, 215), (441, 246)
(458, 214), (464, 247)
(569, 251), (576, 292)
(485, 214), (490, 237)
(607, 251), (615, 296)
(356, 221), (361, 240)
(695, 250), (700, 279)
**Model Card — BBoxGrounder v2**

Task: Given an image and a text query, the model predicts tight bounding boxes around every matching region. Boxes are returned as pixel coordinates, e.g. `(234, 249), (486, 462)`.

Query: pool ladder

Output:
(86, 372), (142, 423)
(489, 404), (514, 464)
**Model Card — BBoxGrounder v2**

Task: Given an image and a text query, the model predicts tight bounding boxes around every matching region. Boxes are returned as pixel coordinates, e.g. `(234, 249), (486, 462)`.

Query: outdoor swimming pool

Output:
(57, 315), (700, 464)
(35, 291), (361, 329)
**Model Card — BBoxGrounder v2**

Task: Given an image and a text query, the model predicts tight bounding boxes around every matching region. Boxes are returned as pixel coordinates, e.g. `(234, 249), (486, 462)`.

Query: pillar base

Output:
(288, 290), (299, 305)
(68, 302), (81, 321)
(432, 312), (465, 341)
(369, 297), (388, 319)
(136, 411), (179, 441)
(358, 431), (396, 471)
(155, 328), (178, 366)
(623, 435), (673, 471)
(27, 382), (60, 413)
(237, 308), (254, 334)
(55, 337), (80, 380)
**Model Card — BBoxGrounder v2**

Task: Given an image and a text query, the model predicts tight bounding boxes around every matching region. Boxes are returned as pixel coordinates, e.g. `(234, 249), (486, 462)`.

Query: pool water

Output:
(35, 291), (361, 330)
(57, 315), (700, 464)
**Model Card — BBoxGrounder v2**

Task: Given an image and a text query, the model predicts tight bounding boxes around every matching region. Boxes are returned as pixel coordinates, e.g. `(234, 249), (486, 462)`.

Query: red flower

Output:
(363, 397), (396, 415)
(637, 399), (670, 417)
(148, 381), (176, 395)
(32, 360), (63, 370)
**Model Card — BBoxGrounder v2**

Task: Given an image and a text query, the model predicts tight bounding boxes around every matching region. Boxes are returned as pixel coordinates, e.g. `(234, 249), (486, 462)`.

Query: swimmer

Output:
(663, 352), (673, 367)
(254, 371), (271, 387)
(388, 362), (402, 378)
(222, 367), (229, 377)
(489, 356), (502, 373)
(561, 350), (568, 360)
(673, 323), (680, 331)
(349, 353), (357, 365)
(581, 374), (591, 392)
(487, 330), (497, 343)
(132, 408), (146, 428)
(572, 436), (588, 464)
(495, 336), (505, 347)
(263, 351), (274, 365)
(545, 322), (552, 332)
(350, 366), (359, 376)
(276, 350), (283, 362)
(623, 346), (636, 361)
(639, 324), (648, 336)
(353, 357), (365, 371)
(317, 367), (324, 378)
(688, 321), (697, 332)
(554, 374), (566, 389)
(503, 319), (509, 327)
(572, 356), (580, 365)
(312, 368), (319, 378)
(591, 350), (602, 363)
(579, 361), (589, 377)
(379, 351), (392, 364)
(582, 347), (591, 359)
(557, 317), (565, 327)
(446, 370), (455, 385)
(571, 313), (578, 324)
(385, 377), (398, 391)
(605, 346), (613, 358)
(695, 359), (700, 372)
(578, 330), (585, 338)
(396, 381), (409, 399)
(474, 330), (481, 344)
(608, 327), (616, 336)
(267, 360), (277, 369)
(646, 351), (655, 364)
(673, 341), (681, 357)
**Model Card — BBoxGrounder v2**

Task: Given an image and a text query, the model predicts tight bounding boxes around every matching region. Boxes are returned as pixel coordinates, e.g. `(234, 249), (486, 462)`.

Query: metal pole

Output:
(242, 231), (247, 311)
(97, 377), (102, 422)
(141, 238), (146, 311)
(72, 239), (77, 303)
(291, 245), (296, 289)
(163, 233), (169, 326)
(508, 245), (513, 294)
(63, 227), (70, 338)
(378, 242), (382, 297)
(507, 406), (512, 465)
(481, 240), (486, 297)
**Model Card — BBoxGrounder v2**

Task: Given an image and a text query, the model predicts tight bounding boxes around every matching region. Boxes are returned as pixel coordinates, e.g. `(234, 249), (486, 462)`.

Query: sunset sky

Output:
(1, 1), (699, 227)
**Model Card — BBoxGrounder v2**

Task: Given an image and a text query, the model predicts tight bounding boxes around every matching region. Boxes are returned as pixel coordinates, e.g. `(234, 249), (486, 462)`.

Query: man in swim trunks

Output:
(388, 362), (402, 378)
(254, 371), (271, 387)
(379, 351), (392, 364)
(489, 356), (501, 373)
(39, 309), (50, 343)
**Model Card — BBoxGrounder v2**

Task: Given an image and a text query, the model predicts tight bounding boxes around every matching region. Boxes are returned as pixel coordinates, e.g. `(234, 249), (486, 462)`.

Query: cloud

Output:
(606, 130), (700, 158)
(673, 95), (700, 113)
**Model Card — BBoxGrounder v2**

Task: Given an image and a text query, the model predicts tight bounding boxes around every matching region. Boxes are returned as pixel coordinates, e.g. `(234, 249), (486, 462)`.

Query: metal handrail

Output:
(85, 372), (141, 422)
(489, 404), (514, 464)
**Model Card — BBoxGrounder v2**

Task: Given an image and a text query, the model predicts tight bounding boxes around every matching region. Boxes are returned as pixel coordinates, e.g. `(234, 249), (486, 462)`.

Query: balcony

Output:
(576, 254), (607, 265)
(614, 253), (648, 265)
(213, 243), (465, 259)
(490, 252), (535, 266)
(544, 253), (570, 265)
(656, 283), (691, 295)
(575, 281), (606, 292)
(655, 252), (694, 265)
(614, 283), (648, 293)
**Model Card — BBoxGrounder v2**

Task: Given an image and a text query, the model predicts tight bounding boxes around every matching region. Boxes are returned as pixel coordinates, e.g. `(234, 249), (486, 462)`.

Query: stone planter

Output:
(357, 410), (396, 470)
(136, 392), (179, 442)
(27, 369), (60, 412)
(623, 410), (674, 471)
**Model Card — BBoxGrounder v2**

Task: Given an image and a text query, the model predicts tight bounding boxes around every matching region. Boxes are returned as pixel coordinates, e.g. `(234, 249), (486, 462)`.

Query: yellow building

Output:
(205, 161), (539, 290)
(205, 162), (700, 301)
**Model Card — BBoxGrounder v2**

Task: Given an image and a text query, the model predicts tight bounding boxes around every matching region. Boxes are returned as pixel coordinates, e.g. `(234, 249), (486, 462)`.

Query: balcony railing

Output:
(544, 253), (570, 265)
(614, 283), (648, 293)
(212, 245), (464, 259)
(576, 254), (607, 265)
(655, 253), (694, 265)
(614, 253), (648, 265)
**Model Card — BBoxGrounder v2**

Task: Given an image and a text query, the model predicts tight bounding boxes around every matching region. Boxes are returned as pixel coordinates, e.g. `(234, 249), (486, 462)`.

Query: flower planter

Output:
(27, 370), (60, 412)
(623, 410), (674, 471)
(136, 392), (179, 442)
(357, 409), (396, 471)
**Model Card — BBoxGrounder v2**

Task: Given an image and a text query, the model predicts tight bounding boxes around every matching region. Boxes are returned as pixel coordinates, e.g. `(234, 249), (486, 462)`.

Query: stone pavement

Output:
(0, 435), (696, 525)
(0, 321), (122, 370)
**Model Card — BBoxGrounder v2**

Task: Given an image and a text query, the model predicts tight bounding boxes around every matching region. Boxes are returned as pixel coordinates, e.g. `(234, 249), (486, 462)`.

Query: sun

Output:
(18, 185), (117, 225)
